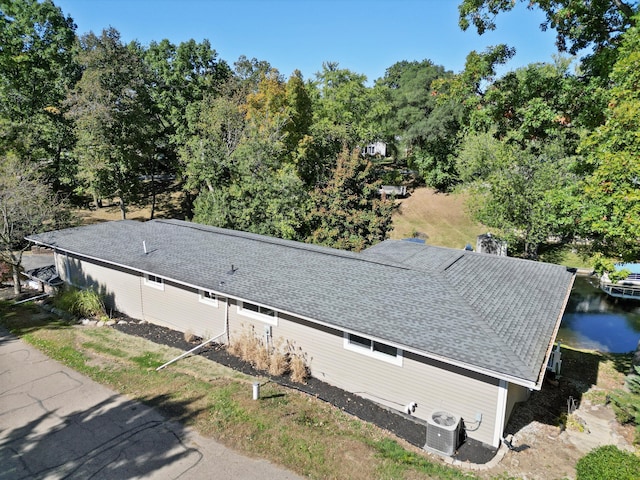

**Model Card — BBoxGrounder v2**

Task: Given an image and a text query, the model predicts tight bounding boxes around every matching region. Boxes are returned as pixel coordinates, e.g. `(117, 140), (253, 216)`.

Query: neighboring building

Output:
(363, 141), (387, 157)
(27, 219), (574, 450)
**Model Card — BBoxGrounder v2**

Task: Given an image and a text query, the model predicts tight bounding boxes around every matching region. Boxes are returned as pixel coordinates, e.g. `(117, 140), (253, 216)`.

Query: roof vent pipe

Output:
(143, 241), (148, 254)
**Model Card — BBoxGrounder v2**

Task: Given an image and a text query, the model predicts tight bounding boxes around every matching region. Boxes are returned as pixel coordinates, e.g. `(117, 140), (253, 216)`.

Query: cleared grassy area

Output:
(0, 300), (477, 480)
(392, 188), (597, 269)
(390, 188), (486, 249)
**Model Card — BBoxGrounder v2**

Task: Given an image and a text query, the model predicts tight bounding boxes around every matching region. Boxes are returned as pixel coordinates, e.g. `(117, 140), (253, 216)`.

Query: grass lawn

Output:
(0, 299), (476, 480)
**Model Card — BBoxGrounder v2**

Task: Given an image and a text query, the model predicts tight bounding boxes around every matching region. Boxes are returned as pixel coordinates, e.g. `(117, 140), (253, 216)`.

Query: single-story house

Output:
(26, 219), (575, 451)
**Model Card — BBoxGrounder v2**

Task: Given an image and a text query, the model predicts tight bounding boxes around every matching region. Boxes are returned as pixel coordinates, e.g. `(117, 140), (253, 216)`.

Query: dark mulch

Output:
(113, 320), (497, 464)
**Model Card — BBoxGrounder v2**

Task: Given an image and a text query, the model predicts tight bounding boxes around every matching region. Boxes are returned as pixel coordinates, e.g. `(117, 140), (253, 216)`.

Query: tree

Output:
(377, 60), (462, 190)
(0, 153), (69, 294)
(192, 128), (311, 241)
(306, 63), (384, 186)
(458, 0), (639, 77)
(307, 148), (395, 251)
(451, 59), (593, 257)
(458, 132), (578, 258)
(66, 29), (156, 218)
(180, 92), (245, 195)
(579, 14), (640, 260)
(0, 0), (79, 189)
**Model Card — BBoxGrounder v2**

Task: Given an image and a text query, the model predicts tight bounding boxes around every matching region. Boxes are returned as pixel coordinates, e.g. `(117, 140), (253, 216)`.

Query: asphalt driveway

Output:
(0, 327), (301, 479)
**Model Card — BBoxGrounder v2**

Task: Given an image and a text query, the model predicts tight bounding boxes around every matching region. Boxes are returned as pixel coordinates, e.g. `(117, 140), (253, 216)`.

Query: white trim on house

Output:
(198, 289), (218, 307)
(237, 301), (278, 326)
(494, 380), (509, 447)
(343, 332), (403, 366)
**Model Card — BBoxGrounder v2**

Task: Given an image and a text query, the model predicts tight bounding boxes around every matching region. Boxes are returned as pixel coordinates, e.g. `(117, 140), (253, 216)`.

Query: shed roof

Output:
(27, 219), (575, 388)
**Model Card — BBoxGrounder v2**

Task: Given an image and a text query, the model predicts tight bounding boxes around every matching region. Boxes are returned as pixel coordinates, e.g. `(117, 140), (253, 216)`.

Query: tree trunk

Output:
(150, 171), (156, 220)
(12, 263), (21, 295)
(119, 196), (127, 220)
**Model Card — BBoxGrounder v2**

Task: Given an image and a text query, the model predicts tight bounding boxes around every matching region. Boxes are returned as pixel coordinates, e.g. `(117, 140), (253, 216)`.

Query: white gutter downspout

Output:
(493, 380), (508, 448)
(156, 299), (229, 371)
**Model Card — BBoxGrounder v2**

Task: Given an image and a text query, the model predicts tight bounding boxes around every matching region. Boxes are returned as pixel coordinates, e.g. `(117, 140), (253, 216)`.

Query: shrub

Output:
(611, 365), (640, 443)
(54, 286), (106, 318)
(576, 445), (640, 480)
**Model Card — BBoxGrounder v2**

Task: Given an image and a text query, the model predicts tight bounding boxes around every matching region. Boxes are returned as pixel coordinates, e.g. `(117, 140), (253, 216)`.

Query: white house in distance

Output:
(362, 141), (387, 157)
(27, 219), (575, 452)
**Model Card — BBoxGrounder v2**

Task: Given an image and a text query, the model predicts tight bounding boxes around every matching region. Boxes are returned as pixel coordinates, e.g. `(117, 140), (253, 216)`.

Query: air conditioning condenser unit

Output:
(425, 410), (461, 456)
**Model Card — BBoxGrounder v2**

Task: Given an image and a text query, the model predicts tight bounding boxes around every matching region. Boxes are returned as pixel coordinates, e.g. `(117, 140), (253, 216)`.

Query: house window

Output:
(144, 274), (164, 290)
(238, 301), (278, 325)
(344, 333), (403, 366)
(199, 290), (218, 307)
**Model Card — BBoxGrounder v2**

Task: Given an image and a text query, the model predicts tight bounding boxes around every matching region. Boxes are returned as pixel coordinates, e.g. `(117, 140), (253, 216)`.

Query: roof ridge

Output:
(153, 219), (418, 273)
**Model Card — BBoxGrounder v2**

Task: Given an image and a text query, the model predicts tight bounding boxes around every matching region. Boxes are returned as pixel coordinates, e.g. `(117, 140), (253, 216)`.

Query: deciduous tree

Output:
(307, 148), (394, 251)
(0, 0), (79, 189)
(579, 15), (640, 260)
(458, 0), (638, 77)
(66, 28), (155, 218)
(0, 153), (69, 294)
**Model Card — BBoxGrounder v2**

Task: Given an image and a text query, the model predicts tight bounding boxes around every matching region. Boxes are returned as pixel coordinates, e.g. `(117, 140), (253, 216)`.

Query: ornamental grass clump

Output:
(228, 325), (309, 383)
(54, 286), (106, 318)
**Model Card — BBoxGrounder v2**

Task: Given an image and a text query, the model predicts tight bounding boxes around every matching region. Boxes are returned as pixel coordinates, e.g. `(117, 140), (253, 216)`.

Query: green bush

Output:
(54, 286), (106, 318)
(611, 365), (640, 443)
(576, 445), (640, 480)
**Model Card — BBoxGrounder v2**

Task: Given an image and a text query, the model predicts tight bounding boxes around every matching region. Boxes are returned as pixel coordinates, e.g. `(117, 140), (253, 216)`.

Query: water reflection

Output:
(558, 275), (640, 353)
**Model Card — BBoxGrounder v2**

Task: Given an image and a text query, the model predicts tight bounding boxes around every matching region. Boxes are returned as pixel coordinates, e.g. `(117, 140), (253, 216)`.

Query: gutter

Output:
(28, 239), (546, 389)
(535, 271), (577, 389)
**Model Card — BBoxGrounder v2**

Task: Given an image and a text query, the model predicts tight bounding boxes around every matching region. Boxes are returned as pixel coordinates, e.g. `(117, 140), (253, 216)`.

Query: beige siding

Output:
(55, 254), (226, 338)
(141, 281), (226, 338)
(55, 256), (509, 447)
(506, 382), (530, 422)
(227, 302), (502, 447)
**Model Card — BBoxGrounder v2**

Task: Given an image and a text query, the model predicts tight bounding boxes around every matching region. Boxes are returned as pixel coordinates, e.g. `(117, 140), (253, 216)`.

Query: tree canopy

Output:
(2, 0), (639, 266)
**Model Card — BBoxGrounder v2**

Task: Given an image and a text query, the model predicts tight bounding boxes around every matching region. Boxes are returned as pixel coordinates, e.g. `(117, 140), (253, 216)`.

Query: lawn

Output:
(0, 299), (475, 480)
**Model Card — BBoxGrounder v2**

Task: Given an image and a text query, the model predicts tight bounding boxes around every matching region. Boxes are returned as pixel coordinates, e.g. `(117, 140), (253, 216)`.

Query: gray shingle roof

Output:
(27, 219), (575, 387)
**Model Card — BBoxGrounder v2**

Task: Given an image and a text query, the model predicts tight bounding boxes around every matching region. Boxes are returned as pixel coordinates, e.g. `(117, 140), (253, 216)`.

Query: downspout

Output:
(156, 298), (229, 371)
(493, 380), (508, 448)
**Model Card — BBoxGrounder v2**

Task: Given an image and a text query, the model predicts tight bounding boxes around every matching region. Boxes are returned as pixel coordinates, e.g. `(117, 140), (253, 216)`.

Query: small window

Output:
(349, 334), (372, 349)
(199, 290), (218, 306)
(344, 333), (402, 366)
(238, 301), (277, 325)
(144, 274), (164, 290)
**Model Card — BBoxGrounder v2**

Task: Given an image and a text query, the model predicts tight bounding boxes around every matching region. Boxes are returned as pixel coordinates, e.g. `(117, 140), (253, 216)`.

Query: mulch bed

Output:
(114, 319), (497, 464)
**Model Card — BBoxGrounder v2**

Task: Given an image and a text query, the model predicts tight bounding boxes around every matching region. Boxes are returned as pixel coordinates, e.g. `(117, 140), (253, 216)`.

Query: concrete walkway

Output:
(0, 327), (301, 480)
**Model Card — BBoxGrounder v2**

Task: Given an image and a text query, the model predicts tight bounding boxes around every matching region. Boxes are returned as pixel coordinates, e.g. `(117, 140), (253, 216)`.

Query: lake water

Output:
(557, 275), (640, 353)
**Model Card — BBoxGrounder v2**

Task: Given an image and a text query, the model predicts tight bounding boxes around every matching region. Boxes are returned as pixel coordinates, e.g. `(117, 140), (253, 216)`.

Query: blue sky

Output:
(54, 0), (566, 83)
